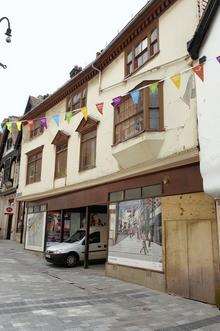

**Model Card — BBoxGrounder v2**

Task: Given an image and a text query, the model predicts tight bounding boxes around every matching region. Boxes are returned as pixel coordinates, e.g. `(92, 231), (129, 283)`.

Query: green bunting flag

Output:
(149, 82), (158, 94)
(65, 112), (73, 124)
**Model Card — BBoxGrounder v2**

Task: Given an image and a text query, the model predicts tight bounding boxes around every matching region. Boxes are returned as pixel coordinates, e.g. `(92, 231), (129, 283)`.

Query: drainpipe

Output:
(92, 63), (102, 94)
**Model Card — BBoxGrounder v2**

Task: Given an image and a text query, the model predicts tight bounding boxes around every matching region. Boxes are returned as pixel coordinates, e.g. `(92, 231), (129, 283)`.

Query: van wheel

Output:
(65, 253), (78, 268)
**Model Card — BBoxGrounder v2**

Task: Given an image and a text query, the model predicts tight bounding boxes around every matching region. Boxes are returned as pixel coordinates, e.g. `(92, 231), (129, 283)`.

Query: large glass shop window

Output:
(46, 211), (62, 246)
(108, 198), (162, 271)
(63, 211), (82, 241)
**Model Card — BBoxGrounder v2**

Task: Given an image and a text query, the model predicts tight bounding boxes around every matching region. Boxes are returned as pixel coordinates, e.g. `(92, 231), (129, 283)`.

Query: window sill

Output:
(112, 128), (165, 147)
(79, 165), (96, 173)
(54, 175), (67, 180)
(124, 50), (160, 80)
(26, 180), (41, 186)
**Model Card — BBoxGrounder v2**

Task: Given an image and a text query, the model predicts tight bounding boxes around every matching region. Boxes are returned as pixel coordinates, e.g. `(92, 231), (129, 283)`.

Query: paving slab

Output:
(0, 240), (219, 331)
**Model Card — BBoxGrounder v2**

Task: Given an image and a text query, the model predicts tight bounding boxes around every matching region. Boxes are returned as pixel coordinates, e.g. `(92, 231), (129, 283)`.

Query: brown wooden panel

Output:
(188, 220), (215, 303)
(162, 193), (215, 222)
(165, 220), (189, 298)
(35, 164), (203, 211)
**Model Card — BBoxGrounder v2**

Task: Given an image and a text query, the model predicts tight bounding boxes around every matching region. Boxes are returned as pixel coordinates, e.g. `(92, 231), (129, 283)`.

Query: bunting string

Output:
(3, 54), (220, 132)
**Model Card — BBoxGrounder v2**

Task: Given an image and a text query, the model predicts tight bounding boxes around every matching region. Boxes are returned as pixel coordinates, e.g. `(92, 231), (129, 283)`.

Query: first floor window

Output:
(114, 81), (164, 144)
(80, 130), (97, 171)
(55, 143), (68, 179)
(26, 147), (43, 184)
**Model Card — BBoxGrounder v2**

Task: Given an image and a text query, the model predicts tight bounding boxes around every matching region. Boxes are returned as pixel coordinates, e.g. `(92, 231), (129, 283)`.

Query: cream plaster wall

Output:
(194, 7), (220, 198)
(18, 0), (200, 199)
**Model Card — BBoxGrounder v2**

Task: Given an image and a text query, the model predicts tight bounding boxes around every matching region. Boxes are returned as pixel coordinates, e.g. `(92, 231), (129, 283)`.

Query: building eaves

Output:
(187, 0), (219, 60)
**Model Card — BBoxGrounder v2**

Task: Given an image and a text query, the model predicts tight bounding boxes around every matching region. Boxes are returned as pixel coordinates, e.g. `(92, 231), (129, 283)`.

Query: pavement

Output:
(0, 240), (220, 331)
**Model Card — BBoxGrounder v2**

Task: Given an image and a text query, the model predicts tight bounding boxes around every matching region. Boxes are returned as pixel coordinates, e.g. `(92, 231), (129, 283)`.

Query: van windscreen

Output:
(65, 230), (86, 243)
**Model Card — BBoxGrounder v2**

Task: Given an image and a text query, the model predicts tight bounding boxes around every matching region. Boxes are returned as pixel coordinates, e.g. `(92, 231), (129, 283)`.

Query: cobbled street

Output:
(0, 241), (220, 331)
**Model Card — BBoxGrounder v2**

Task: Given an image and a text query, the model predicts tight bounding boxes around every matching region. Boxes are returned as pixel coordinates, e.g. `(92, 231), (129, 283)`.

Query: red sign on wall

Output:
(4, 206), (14, 215)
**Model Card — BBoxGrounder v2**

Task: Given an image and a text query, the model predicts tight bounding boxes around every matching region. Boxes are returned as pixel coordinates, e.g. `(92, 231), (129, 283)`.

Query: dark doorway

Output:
(6, 215), (13, 240)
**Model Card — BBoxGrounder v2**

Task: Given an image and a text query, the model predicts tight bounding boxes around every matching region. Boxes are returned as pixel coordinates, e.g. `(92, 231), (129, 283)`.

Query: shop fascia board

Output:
(16, 147), (199, 202)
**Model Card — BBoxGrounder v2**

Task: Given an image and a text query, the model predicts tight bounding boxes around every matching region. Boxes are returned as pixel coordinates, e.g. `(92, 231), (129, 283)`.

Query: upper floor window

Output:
(30, 119), (44, 139)
(6, 138), (13, 151)
(3, 158), (11, 182)
(76, 117), (99, 172)
(52, 130), (70, 179)
(55, 143), (68, 179)
(114, 81), (163, 145)
(67, 87), (87, 113)
(26, 147), (43, 184)
(125, 25), (159, 76)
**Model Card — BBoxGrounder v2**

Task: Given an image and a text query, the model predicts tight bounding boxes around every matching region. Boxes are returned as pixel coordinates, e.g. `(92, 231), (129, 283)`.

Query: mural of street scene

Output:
(108, 198), (162, 270)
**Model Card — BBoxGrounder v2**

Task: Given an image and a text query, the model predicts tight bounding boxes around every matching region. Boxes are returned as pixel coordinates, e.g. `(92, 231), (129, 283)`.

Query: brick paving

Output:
(0, 240), (219, 331)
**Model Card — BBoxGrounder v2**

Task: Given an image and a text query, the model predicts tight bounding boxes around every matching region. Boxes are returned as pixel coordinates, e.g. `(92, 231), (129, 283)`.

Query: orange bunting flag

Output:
(96, 103), (104, 115)
(16, 121), (22, 131)
(27, 120), (34, 131)
(81, 106), (88, 121)
(193, 64), (204, 82)
(171, 73), (181, 89)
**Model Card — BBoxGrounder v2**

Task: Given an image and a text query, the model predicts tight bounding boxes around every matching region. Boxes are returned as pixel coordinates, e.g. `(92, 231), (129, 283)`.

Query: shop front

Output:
(105, 163), (220, 305)
(22, 162), (219, 304)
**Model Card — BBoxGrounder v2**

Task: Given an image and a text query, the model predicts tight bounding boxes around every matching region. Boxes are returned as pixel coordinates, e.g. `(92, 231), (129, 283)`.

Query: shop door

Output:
(6, 215), (13, 240)
(164, 193), (216, 304)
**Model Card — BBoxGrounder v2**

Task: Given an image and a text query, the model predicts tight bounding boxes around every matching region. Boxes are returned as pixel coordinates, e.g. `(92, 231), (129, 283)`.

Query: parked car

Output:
(45, 226), (108, 267)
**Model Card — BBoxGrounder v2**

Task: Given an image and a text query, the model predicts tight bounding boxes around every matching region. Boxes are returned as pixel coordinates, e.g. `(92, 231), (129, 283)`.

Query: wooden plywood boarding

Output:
(165, 220), (189, 298)
(187, 220), (215, 303)
(163, 193), (217, 304)
(162, 193), (215, 221)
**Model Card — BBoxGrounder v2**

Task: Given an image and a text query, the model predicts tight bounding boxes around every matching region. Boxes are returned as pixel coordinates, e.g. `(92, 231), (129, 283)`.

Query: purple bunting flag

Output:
(216, 56), (220, 64)
(111, 96), (122, 108)
(40, 117), (47, 129)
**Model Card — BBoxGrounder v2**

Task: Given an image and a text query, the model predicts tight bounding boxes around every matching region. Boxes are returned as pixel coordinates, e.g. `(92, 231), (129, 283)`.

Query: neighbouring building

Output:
(17, 0), (219, 304)
(188, 0), (220, 303)
(0, 116), (22, 242)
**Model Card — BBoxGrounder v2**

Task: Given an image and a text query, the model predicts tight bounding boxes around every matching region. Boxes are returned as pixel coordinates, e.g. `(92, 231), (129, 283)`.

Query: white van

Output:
(45, 226), (108, 267)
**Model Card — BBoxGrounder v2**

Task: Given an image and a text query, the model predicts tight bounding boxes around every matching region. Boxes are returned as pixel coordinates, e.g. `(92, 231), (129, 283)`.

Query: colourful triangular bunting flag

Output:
(40, 117), (47, 129)
(81, 107), (88, 121)
(96, 103), (104, 115)
(52, 114), (60, 127)
(149, 82), (158, 94)
(171, 74), (181, 89)
(111, 96), (122, 108)
(65, 112), (73, 124)
(130, 90), (140, 105)
(27, 120), (34, 131)
(193, 64), (204, 82)
(216, 56), (220, 64)
(6, 122), (12, 133)
(16, 121), (22, 131)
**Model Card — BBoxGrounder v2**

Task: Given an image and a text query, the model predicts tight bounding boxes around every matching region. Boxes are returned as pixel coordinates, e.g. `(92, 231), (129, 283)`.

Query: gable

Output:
(75, 116), (99, 134)
(51, 130), (70, 145)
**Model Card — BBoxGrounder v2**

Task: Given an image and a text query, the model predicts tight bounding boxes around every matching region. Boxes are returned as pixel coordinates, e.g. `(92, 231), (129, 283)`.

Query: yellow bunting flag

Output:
(6, 122), (12, 133)
(16, 121), (22, 131)
(171, 73), (181, 89)
(81, 106), (88, 121)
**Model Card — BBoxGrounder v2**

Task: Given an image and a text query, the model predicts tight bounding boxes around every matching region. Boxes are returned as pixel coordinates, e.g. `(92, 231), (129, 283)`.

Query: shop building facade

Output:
(17, 0), (219, 304)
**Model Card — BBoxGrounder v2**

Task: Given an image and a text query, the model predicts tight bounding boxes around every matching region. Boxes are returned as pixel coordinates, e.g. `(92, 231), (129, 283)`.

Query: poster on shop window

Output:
(25, 212), (46, 252)
(108, 198), (162, 271)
